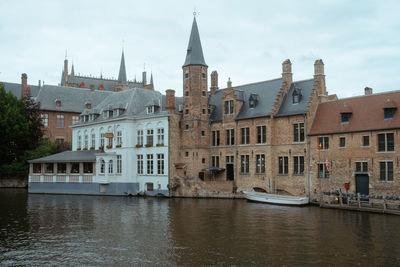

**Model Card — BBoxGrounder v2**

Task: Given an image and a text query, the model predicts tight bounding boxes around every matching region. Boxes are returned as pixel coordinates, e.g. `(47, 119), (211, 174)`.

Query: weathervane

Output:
(193, 7), (197, 17)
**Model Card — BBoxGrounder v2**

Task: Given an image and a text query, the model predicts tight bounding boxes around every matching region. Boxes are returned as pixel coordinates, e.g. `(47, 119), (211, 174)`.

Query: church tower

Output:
(181, 16), (209, 149)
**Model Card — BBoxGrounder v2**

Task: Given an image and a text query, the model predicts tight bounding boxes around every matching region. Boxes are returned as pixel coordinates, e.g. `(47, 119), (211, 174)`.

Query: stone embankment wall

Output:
(0, 177), (28, 188)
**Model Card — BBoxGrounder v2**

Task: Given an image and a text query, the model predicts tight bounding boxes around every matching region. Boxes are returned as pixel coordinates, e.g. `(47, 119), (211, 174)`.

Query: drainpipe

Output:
(305, 114), (311, 200)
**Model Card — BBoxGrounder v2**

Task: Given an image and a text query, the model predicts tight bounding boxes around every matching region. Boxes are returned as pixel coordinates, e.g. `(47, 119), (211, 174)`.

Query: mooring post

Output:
(357, 193), (361, 208)
(339, 190), (343, 206)
(383, 197), (387, 211)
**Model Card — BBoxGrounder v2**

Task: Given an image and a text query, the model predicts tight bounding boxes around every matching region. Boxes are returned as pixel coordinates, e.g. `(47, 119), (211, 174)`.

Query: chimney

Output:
(210, 71), (219, 95)
(166, 89), (175, 113)
(142, 71), (147, 86)
(364, 87), (373, 96)
(282, 59), (293, 92)
(21, 73), (28, 99)
(314, 59), (327, 96)
(227, 78), (232, 89)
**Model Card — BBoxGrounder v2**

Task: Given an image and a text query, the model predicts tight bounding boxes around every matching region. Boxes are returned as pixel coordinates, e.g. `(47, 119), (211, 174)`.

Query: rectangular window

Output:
(240, 155), (250, 174)
(57, 163), (67, 174)
(278, 156), (289, 175)
(107, 137), (113, 148)
(226, 129), (234, 146)
(117, 131), (122, 147)
(224, 100), (234, 114)
(137, 155), (143, 174)
(384, 108), (396, 120)
(108, 160), (113, 174)
(257, 126), (266, 144)
(256, 154), (265, 174)
(341, 113), (351, 123)
(83, 163), (93, 174)
(212, 156), (220, 168)
(241, 127), (250, 144)
(72, 115), (80, 124)
(293, 123), (305, 142)
(78, 135), (82, 149)
(56, 114), (64, 128)
(157, 128), (164, 145)
(55, 138), (64, 145)
(339, 137), (346, 148)
(157, 154), (164, 175)
(33, 163), (42, 173)
(146, 183), (154, 191)
(117, 155), (122, 174)
(137, 130), (143, 146)
(380, 161), (393, 181)
(71, 163), (80, 174)
(100, 133), (105, 148)
(41, 113), (48, 127)
(363, 136), (369, 147)
(147, 154), (154, 174)
(212, 131), (220, 146)
(45, 163), (54, 173)
(293, 156), (304, 175)
(146, 129), (154, 146)
(355, 162), (368, 173)
(91, 133), (95, 148)
(226, 155), (234, 163)
(318, 136), (329, 150)
(318, 163), (330, 179)
(378, 133), (394, 152)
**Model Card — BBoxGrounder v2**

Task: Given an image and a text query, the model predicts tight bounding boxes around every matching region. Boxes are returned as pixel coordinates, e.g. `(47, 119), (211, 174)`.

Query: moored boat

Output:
(243, 191), (309, 206)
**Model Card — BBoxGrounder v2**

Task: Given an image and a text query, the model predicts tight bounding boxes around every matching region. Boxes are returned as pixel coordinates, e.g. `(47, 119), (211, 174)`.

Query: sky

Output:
(0, 0), (399, 98)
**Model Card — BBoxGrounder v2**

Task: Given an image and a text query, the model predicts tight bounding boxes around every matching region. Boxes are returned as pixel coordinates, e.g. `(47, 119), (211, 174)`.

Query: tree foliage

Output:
(0, 84), (49, 178)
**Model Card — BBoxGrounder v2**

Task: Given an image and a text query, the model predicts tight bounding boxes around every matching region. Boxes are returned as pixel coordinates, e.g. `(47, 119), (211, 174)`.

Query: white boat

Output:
(243, 191), (309, 206)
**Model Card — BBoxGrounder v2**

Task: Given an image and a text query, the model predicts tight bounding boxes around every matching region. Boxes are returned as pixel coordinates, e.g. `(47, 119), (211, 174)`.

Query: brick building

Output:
(169, 17), (331, 198)
(309, 88), (400, 199)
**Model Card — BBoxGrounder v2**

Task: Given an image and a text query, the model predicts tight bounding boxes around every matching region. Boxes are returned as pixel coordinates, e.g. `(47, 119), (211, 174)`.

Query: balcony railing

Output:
(29, 174), (94, 183)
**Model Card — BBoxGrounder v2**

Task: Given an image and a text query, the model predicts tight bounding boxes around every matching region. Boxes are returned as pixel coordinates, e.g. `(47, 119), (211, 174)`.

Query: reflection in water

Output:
(0, 189), (400, 266)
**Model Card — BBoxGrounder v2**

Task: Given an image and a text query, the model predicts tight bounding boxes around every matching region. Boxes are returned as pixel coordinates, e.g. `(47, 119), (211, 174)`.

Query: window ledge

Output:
(293, 174), (305, 176)
(239, 173), (250, 175)
(277, 174), (289, 176)
(255, 172), (266, 175)
(378, 180), (394, 183)
(376, 151), (395, 154)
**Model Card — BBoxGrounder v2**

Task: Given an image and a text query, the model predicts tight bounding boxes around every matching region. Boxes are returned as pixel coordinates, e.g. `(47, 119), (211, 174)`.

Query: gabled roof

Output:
(28, 150), (101, 163)
(36, 85), (112, 113)
(209, 78), (283, 122)
(275, 79), (314, 117)
(183, 17), (207, 67)
(1, 81), (40, 99)
(309, 90), (400, 135)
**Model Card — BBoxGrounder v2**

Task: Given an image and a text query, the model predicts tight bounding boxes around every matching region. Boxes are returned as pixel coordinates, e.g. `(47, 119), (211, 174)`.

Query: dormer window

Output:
(292, 88), (302, 104)
(108, 110), (113, 117)
(384, 108), (396, 120)
(55, 99), (61, 107)
(249, 94), (258, 108)
(86, 103), (92, 109)
(147, 106), (154, 114)
(341, 112), (352, 124)
(224, 100), (234, 115)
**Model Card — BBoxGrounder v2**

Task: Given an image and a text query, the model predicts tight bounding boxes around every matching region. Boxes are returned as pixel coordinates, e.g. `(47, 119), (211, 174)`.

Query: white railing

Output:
(29, 174), (94, 184)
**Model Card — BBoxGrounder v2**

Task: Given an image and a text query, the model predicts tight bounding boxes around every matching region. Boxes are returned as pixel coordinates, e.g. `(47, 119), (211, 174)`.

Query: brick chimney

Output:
(166, 89), (175, 113)
(21, 73), (28, 98)
(314, 59), (327, 96)
(282, 59), (292, 93)
(364, 87), (373, 96)
(210, 70), (219, 95)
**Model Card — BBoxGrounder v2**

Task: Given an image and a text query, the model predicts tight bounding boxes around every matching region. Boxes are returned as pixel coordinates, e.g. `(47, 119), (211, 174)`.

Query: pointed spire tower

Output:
(181, 14), (209, 150)
(71, 63), (75, 77)
(118, 50), (127, 84)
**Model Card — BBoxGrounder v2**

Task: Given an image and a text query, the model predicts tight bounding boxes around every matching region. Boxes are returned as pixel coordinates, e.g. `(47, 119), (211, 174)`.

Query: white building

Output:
(28, 88), (173, 196)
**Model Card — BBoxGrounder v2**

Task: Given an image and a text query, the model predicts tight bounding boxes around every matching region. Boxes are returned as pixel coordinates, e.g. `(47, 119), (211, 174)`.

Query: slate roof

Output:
(36, 85), (112, 113)
(209, 78), (283, 122)
(1, 81), (40, 99)
(183, 17), (207, 67)
(309, 90), (400, 135)
(275, 79), (314, 117)
(74, 87), (172, 126)
(28, 150), (101, 163)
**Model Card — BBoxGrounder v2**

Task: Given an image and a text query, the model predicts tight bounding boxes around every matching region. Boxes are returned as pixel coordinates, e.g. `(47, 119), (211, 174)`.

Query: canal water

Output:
(0, 189), (399, 266)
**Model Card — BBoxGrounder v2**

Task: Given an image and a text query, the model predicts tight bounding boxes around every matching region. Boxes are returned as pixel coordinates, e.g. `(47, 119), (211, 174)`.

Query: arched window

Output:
(99, 128), (105, 149)
(100, 160), (105, 174)
(91, 130), (95, 149)
(117, 130), (122, 147)
(108, 160), (113, 174)
(84, 130), (88, 149)
(77, 131), (82, 149)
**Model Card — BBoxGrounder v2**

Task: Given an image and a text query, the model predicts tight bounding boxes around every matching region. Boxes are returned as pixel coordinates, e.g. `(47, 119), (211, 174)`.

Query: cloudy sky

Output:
(0, 0), (399, 97)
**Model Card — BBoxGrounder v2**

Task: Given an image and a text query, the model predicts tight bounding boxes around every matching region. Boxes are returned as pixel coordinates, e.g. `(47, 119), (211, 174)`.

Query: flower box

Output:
(145, 144), (152, 148)
(77, 148), (81, 151)
(106, 145), (112, 149)
(116, 144), (122, 148)
(136, 144), (143, 148)
(90, 147), (95, 150)
(83, 148), (88, 151)
(156, 143), (164, 147)
(99, 146), (104, 150)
